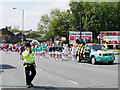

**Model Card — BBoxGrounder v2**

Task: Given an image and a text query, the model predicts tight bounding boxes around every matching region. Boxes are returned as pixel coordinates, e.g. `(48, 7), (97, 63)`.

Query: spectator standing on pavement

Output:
(22, 43), (36, 88)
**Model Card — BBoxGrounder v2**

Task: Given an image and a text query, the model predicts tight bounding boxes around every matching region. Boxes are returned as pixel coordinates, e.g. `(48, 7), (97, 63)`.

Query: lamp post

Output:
(13, 8), (24, 44)
(80, 11), (82, 41)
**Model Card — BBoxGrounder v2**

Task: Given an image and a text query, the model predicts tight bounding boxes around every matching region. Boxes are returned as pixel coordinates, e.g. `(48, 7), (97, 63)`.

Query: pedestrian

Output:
(22, 43), (36, 88)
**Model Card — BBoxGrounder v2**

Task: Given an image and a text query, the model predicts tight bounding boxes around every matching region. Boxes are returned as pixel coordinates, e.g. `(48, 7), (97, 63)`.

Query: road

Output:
(0, 51), (119, 89)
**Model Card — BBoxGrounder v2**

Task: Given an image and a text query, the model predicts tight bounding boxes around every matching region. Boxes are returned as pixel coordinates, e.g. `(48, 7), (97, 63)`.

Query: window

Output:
(86, 45), (90, 50)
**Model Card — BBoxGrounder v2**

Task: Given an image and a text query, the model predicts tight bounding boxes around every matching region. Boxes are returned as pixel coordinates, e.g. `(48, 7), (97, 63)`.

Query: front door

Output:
(85, 45), (91, 59)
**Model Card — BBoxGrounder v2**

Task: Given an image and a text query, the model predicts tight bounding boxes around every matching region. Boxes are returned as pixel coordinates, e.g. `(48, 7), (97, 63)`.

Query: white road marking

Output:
(68, 80), (79, 85)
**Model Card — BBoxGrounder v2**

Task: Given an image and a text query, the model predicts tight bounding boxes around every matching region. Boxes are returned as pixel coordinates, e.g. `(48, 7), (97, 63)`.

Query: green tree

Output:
(26, 32), (40, 39)
(69, 1), (119, 40)
(37, 14), (50, 34)
(49, 9), (72, 44)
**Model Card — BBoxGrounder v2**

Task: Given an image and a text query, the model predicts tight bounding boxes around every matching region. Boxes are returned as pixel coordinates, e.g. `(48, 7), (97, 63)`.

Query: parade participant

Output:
(31, 45), (35, 53)
(49, 44), (53, 59)
(35, 45), (39, 56)
(59, 43), (63, 60)
(64, 44), (69, 60)
(3, 44), (8, 51)
(39, 44), (42, 58)
(62, 44), (65, 59)
(22, 43), (36, 88)
(55, 44), (59, 60)
(41, 43), (47, 58)
(20, 44), (25, 60)
(52, 44), (56, 59)
(71, 44), (77, 60)
(12, 45), (16, 52)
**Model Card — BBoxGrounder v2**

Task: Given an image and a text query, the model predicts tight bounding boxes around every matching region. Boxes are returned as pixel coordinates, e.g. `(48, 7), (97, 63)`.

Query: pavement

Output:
(0, 51), (119, 89)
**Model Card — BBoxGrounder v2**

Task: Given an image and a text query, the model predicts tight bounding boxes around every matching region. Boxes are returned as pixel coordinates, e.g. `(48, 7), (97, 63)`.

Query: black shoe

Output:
(30, 83), (34, 87)
(26, 85), (31, 88)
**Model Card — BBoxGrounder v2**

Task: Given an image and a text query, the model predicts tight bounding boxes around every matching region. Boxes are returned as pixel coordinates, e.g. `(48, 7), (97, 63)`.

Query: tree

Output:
(49, 9), (72, 44)
(37, 14), (50, 34)
(69, 1), (119, 40)
(26, 32), (40, 39)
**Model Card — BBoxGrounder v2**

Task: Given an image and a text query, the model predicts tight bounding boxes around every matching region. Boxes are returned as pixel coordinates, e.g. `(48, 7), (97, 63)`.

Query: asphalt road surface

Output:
(0, 51), (119, 88)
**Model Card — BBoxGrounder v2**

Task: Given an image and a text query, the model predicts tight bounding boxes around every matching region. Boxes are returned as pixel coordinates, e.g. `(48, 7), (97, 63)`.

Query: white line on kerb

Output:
(69, 80), (79, 85)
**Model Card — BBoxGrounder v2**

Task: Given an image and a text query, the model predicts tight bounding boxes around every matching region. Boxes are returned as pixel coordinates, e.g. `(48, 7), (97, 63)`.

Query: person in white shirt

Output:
(62, 44), (66, 59)
(71, 44), (77, 60)
(64, 44), (68, 60)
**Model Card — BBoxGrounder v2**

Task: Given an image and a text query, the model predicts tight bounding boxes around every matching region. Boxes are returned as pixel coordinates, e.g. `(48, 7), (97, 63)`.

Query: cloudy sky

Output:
(0, 0), (70, 31)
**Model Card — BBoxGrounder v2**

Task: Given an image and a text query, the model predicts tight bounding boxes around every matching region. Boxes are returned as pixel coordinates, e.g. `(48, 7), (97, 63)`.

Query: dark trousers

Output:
(25, 64), (36, 85)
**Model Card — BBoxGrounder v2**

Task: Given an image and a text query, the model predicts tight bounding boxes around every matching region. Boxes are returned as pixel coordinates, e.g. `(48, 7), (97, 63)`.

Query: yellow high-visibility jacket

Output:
(22, 50), (34, 67)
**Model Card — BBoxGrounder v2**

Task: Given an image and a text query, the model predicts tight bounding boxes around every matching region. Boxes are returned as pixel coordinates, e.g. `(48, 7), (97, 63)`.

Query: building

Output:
(15, 32), (26, 42)
(0, 27), (26, 43)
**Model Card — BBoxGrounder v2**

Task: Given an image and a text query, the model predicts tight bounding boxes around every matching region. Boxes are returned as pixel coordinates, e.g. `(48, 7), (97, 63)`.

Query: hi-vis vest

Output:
(22, 50), (34, 67)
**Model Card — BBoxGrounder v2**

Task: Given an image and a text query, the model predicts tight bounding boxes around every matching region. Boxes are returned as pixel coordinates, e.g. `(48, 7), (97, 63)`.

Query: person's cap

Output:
(25, 43), (31, 47)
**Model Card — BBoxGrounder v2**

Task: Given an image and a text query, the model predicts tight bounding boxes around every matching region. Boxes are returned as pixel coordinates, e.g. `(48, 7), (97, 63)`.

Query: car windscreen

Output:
(92, 45), (106, 51)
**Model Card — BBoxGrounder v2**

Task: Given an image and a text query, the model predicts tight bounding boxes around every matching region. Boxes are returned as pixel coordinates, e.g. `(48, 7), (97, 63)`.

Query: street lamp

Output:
(13, 8), (24, 44)
(80, 10), (82, 41)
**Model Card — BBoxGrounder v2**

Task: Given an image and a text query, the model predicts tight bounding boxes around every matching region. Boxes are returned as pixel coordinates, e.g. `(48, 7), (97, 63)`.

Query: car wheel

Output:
(108, 61), (114, 64)
(91, 57), (96, 65)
